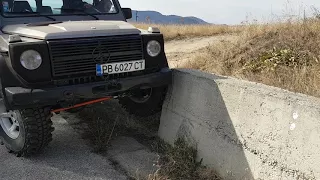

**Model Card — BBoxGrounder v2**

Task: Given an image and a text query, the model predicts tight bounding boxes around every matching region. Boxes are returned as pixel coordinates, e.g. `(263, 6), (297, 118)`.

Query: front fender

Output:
(0, 54), (24, 88)
(0, 54), (25, 110)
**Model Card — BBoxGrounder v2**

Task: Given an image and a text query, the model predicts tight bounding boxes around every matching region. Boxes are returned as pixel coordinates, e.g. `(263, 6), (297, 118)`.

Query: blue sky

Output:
(119, 0), (320, 24)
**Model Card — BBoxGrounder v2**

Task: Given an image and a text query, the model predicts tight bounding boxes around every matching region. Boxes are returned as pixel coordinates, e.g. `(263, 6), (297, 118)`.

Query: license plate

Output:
(96, 60), (145, 76)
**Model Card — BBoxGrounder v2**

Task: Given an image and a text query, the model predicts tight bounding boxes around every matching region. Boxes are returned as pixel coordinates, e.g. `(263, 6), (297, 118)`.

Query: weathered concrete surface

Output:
(108, 136), (159, 180)
(159, 69), (320, 180)
(0, 115), (127, 180)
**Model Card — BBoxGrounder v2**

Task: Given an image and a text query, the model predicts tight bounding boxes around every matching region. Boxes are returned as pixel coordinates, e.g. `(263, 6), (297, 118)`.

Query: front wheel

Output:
(0, 106), (54, 157)
(119, 86), (168, 117)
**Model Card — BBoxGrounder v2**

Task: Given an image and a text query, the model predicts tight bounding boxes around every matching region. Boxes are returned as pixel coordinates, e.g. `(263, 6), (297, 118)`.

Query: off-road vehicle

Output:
(0, 0), (172, 157)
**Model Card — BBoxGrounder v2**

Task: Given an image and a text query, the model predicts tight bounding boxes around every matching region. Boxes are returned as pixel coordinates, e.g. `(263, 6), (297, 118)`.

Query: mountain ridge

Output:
(129, 10), (209, 24)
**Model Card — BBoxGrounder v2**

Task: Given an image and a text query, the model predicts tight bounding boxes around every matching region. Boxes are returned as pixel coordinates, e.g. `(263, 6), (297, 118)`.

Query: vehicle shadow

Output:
(159, 69), (254, 180)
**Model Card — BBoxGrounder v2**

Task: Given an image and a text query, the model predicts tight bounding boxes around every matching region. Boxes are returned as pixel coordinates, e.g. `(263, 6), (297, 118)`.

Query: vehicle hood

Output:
(1, 20), (141, 40)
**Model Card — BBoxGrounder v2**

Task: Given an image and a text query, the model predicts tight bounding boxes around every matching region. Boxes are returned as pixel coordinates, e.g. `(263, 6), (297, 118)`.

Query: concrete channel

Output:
(159, 69), (320, 180)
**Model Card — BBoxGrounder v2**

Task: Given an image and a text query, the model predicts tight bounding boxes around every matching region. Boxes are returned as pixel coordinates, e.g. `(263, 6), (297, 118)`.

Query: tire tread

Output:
(10, 107), (54, 157)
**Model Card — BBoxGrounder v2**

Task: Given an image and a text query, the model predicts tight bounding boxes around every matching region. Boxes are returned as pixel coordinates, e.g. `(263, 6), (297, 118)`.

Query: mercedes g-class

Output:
(0, 0), (172, 157)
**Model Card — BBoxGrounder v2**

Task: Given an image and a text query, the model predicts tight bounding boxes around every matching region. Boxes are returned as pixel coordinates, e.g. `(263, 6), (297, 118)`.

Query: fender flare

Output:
(0, 54), (23, 88)
(0, 54), (16, 110)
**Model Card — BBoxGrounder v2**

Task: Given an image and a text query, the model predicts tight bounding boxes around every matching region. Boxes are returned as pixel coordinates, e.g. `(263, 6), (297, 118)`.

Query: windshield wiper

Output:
(54, 8), (99, 20)
(7, 12), (56, 21)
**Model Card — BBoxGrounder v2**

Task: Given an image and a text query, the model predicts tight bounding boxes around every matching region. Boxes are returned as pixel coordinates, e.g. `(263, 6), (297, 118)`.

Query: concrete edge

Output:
(173, 68), (320, 108)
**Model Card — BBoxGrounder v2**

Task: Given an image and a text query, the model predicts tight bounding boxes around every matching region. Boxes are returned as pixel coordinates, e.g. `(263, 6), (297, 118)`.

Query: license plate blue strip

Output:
(96, 64), (103, 76)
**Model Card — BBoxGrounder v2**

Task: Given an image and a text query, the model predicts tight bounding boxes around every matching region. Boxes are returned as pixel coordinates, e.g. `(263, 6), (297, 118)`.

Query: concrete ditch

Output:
(158, 69), (320, 180)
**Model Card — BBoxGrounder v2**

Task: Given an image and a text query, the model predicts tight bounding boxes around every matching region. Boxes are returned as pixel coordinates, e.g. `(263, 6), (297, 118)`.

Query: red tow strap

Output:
(51, 97), (112, 113)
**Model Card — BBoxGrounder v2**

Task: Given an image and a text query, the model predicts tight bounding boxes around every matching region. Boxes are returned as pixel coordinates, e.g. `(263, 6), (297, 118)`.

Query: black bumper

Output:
(4, 68), (172, 109)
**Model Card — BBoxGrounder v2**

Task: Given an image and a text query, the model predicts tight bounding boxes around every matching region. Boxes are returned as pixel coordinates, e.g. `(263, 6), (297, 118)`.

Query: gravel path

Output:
(0, 115), (128, 180)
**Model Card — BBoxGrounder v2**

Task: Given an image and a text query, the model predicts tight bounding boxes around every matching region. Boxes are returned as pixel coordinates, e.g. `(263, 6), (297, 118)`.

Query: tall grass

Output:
(181, 18), (320, 97)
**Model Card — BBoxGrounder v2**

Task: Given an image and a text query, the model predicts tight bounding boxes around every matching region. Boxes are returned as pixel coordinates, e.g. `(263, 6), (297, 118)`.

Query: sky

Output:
(119, 0), (320, 24)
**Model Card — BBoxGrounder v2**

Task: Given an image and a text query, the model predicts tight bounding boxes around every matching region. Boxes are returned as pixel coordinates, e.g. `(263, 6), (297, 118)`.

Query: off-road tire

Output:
(0, 107), (54, 157)
(119, 86), (168, 117)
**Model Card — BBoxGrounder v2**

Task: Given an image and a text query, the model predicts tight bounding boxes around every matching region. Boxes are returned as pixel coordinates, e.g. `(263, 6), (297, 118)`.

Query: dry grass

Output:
(132, 23), (242, 41)
(147, 138), (221, 180)
(149, 18), (320, 98)
(74, 99), (161, 153)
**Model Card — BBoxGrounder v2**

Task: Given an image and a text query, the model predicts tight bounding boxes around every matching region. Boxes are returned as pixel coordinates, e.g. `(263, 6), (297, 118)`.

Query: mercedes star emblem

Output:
(92, 43), (111, 64)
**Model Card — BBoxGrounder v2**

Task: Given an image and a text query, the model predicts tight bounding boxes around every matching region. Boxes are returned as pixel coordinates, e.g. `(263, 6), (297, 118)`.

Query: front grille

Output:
(48, 35), (144, 77)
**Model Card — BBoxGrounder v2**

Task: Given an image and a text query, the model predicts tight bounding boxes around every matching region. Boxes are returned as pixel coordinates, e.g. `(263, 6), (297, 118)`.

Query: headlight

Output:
(20, 50), (42, 70)
(147, 40), (161, 57)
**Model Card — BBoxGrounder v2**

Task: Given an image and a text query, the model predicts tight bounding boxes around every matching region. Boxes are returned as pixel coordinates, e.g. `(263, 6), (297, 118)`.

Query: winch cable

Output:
(51, 97), (112, 113)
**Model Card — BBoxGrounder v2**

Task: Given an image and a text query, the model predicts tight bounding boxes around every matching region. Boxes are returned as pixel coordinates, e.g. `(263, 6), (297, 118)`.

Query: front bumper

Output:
(4, 68), (172, 109)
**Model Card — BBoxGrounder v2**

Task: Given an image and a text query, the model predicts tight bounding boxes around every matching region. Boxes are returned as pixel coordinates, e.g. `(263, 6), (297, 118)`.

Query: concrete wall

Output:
(158, 69), (320, 180)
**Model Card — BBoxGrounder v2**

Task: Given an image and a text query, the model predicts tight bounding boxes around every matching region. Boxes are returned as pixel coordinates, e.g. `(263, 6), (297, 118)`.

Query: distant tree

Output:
(146, 16), (151, 23)
(180, 17), (184, 24)
(135, 11), (138, 22)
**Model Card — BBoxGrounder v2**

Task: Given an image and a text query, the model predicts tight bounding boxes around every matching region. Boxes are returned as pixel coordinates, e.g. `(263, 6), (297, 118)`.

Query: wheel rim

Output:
(0, 111), (20, 139)
(129, 88), (153, 103)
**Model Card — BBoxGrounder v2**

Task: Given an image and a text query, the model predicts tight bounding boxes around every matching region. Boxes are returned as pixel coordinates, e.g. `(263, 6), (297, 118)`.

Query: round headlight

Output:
(20, 50), (42, 70)
(147, 40), (161, 57)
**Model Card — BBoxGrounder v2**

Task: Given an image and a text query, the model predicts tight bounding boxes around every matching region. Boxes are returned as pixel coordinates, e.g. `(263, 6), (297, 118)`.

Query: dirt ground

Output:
(164, 35), (237, 68)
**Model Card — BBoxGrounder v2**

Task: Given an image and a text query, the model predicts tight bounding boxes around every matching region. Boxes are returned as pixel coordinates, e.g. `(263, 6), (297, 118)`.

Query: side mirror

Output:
(122, 8), (132, 19)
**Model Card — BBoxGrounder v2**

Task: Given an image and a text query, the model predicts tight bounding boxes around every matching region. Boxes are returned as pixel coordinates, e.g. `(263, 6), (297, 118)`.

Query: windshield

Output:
(0, 0), (118, 17)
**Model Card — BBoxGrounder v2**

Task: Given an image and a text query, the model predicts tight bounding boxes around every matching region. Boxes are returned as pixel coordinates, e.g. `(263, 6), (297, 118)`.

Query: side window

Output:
(6, 0), (35, 12)
(94, 0), (117, 13)
(83, 0), (93, 4)
(42, 0), (62, 14)
(108, 1), (116, 13)
(26, 0), (36, 9)
(2, 1), (10, 12)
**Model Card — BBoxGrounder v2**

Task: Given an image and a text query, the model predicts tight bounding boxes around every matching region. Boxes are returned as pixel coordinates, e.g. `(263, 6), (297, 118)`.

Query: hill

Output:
(129, 10), (209, 24)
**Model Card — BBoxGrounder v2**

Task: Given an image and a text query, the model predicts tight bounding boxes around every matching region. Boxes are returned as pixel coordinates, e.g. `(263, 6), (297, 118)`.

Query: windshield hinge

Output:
(8, 35), (21, 43)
